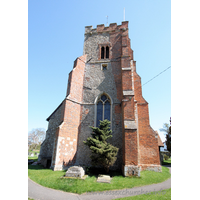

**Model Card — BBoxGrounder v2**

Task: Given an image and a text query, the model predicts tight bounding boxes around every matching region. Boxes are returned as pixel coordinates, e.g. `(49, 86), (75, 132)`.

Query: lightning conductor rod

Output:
(106, 15), (108, 26)
(124, 8), (125, 21)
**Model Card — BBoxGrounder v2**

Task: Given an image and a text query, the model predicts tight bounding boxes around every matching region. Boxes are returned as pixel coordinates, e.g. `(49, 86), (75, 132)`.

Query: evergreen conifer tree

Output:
(83, 120), (119, 173)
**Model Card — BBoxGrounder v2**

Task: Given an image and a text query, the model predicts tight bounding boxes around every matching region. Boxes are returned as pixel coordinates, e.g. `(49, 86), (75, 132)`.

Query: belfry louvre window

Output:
(96, 94), (111, 127)
(101, 47), (105, 59)
(100, 46), (109, 59)
(106, 46), (109, 58)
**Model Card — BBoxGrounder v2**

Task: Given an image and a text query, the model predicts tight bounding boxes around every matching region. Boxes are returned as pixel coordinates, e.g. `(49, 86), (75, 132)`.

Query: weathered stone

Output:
(97, 174), (111, 183)
(146, 165), (162, 172)
(65, 166), (85, 178)
(124, 120), (137, 129)
(31, 162), (38, 165)
(123, 165), (141, 177)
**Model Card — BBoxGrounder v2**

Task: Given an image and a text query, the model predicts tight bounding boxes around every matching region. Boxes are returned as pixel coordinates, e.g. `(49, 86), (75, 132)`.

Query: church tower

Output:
(39, 21), (163, 175)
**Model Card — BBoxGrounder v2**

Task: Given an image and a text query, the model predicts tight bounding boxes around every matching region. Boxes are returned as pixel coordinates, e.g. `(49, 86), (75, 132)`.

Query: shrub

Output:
(164, 154), (169, 160)
(83, 120), (119, 173)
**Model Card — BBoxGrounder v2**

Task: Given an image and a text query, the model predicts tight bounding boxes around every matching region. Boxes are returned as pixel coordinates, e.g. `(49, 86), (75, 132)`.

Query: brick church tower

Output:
(39, 21), (164, 175)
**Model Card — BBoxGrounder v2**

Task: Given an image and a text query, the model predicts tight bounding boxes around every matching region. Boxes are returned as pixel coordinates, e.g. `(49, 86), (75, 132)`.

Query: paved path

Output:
(28, 166), (171, 200)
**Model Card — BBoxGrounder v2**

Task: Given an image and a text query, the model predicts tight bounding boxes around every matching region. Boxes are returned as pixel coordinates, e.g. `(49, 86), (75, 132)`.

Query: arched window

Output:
(106, 46), (109, 58)
(101, 47), (105, 59)
(96, 94), (111, 127)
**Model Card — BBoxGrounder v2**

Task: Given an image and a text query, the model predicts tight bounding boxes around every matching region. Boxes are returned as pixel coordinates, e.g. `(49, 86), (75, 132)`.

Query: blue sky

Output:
(28, 0), (171, 141)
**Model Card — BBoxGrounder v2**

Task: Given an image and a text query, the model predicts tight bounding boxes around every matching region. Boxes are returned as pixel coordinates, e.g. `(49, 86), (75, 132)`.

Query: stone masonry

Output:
(39, 21), (164, 175)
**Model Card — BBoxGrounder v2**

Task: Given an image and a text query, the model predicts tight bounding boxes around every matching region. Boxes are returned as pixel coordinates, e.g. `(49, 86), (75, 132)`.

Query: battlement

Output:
(85, 21), (129, 35)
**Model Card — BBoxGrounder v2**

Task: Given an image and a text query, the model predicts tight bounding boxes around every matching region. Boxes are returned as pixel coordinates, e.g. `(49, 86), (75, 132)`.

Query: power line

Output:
(142, 66), (171, 87)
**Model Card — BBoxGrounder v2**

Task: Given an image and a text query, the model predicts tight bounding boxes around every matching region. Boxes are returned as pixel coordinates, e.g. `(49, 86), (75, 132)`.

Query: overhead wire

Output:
(142, 66), (171, 87)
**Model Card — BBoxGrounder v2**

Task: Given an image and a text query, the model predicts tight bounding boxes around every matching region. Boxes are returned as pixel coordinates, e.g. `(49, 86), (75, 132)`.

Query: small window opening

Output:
(106, 46), (109, 58)
(101, 64), (108, 70)
(101, 47), (105, 59)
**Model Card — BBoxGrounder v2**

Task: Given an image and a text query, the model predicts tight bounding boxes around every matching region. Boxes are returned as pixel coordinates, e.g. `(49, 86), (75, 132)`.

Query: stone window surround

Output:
(94, 92), (113, 130)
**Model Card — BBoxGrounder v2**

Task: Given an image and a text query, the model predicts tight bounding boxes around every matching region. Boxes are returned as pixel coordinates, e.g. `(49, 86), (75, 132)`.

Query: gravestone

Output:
(65, 166), (85, 178)
(97, 174), (111, 183)
(30, 153), (34, 157)
(31, 161), (38, 165)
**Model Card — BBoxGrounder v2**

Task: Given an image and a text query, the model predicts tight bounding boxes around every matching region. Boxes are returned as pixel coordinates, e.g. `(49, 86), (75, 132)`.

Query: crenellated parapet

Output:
(85, 21), (129, 35)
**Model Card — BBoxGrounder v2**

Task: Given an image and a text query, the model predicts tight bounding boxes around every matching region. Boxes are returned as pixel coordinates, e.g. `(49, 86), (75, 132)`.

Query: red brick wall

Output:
(133, 71), (147, 104)
(119, 22), (160, 169)
(124, 129), (138, 166)
(66, 55), (87, 103)
(56, 101), (81, 167)
(51, 55), (86, 170)
(122, 70), (132, 91)
(123, 96), (135, 121)
(133, 70), (160, 166)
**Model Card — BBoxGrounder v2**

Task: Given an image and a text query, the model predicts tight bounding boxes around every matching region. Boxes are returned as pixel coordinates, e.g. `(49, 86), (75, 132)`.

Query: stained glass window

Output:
(97, 101), (103, 127)
(96, 94), (111, 127)
(101, 95), (107, 101)
(104, 101), (110, 121)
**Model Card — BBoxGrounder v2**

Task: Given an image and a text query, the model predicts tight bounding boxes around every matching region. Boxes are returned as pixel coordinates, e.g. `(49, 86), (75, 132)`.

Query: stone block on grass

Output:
(65, 166), (85, 178)
(97, 174), (111, 183)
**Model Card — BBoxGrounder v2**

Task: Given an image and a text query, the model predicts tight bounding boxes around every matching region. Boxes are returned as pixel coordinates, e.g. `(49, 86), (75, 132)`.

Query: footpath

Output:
(28, 166), (171, 200)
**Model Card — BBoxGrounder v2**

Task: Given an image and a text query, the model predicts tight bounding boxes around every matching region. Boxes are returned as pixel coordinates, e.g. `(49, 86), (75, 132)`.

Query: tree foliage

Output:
(28, 128), (46, 150)
(160, 121), (171, 153)
(166, 125), (171, 153)
(83, 120), (119, 173)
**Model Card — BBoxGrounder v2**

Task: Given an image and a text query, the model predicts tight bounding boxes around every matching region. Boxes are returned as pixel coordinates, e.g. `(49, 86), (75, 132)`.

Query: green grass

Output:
(162, 158), (171, 165)
(28, 150), (40, 154)
(28, 156), (38, 161)
(28, 165), (171, 194)
(28, 150), (39, 161)
(114, 188), (171, 200)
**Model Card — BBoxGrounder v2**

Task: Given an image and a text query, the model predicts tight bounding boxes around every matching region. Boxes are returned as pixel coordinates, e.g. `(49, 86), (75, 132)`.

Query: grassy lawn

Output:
(28, 156), (38, 161)
(28, 150), (39, 161)
(28, 165), (171, 194)
(162, 158), (171, 165)
(28, 150), (40, 154)
(28, 150), (39, 162)
(114, 188), (171, 200)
